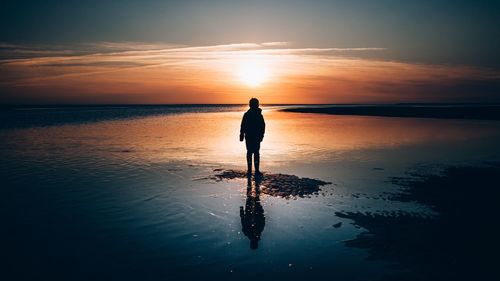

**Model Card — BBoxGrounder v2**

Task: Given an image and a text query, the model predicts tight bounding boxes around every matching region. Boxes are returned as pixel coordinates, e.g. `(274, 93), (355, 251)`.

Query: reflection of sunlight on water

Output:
(2, 107), (500, 280)
(2, 109), (500, 168)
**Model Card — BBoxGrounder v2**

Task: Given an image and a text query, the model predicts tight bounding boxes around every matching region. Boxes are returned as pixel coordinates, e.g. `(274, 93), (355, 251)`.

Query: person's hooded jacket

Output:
(240, 107), (265, 142)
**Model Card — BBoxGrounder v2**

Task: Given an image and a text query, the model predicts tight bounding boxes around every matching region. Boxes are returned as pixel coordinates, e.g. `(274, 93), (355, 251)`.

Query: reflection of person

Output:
(240, 98), (266, 175)
(240, 175), (265, 249)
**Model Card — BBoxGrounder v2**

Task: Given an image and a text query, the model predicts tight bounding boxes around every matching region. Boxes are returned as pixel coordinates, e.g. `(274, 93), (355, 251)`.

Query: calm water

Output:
(2, 105), (500, 280)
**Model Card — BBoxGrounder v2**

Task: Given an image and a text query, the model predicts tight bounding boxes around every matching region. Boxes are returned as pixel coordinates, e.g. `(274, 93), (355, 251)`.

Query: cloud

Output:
(260, 42), (289, 47)
(0, 41), (499, 104)
(329, 47), (387, 51)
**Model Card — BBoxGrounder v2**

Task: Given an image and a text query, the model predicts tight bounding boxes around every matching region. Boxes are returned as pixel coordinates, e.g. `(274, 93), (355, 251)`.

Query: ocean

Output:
(2, 105), (500, 280)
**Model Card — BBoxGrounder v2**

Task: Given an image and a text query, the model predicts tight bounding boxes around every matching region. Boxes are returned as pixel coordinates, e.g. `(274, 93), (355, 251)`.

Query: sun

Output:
(238, 59), (270, 87)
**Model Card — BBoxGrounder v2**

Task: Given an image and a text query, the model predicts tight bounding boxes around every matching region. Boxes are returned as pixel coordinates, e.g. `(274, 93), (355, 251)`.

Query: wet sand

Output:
(283, 105), (500, 120)
(336, 163), (500, 280)
(2, 106), (500, 280)
(210, 169), (331, 198)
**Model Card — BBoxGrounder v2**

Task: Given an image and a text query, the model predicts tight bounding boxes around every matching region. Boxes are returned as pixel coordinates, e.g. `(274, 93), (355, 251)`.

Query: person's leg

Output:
(254, 142), (261, 174)
(245, 139), (253, 174)
(254, 152), (260, 173)
(246, 151), (252, 174)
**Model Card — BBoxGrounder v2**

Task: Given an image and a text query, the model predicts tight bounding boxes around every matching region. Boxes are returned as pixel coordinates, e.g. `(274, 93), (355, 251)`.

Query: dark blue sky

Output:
(2, 0), (500, 67)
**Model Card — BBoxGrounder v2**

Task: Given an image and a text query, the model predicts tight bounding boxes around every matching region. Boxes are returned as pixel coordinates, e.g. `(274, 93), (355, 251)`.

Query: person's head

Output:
(249, 98), (259, 109)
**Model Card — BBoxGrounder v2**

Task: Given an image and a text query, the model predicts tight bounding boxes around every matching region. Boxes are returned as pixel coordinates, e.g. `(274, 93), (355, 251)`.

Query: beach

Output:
(2, 105), (500, 280)
(282, 104), (500, 120)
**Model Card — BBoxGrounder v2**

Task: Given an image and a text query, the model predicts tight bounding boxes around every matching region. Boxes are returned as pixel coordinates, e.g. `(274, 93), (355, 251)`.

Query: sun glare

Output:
(238, 59), (270, 87)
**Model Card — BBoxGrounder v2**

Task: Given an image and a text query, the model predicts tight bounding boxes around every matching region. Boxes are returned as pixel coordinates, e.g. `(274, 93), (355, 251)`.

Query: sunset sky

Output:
(1, 0), (500, 104)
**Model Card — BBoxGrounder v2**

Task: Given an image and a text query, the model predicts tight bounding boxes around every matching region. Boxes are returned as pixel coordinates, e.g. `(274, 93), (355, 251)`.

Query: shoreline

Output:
(282, 105), (500, 120)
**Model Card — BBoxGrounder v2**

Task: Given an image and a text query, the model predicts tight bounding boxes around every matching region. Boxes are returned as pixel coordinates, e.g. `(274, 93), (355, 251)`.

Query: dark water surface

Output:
(2, 105), (500, 280)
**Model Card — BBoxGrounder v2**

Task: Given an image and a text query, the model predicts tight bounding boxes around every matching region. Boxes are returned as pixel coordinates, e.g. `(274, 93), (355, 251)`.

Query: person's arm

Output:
(240, 113), (247, 141)
(259, 115), (266, 141)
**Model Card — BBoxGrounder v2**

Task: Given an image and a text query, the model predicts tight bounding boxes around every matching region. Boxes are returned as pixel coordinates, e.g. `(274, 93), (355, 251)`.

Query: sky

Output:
(1, 0), (500, 104)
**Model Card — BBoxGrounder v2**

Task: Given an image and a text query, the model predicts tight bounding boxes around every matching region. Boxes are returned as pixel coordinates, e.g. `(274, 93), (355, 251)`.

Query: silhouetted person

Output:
(240, 98), (265, 175)
(240, 175), (265, 249)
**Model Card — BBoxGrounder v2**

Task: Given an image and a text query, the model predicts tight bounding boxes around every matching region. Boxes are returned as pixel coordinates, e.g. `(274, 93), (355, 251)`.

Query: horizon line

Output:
(2, 102), (500, 108)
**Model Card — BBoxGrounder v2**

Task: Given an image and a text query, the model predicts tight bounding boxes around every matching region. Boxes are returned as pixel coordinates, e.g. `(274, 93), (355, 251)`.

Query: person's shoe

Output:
(255, 170), (263, 178)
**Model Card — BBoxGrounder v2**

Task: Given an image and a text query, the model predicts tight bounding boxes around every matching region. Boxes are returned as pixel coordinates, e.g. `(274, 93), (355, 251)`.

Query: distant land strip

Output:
(282, 105), (500, 120)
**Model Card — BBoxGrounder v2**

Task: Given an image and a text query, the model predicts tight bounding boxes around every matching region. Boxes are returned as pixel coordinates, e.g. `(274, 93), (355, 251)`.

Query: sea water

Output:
(2, 105), (500, 280)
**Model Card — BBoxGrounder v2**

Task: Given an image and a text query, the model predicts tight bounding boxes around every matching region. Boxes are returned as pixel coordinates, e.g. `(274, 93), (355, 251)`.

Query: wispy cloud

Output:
(0, 42), (498, 104)
(260, 42), (289, 47)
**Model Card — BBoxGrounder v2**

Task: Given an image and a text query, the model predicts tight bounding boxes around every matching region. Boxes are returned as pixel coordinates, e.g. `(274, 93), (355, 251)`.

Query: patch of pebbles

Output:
(211, 169), (331, 198)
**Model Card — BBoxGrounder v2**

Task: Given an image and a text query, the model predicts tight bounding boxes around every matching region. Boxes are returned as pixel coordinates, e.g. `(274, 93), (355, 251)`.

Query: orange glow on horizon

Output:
(0, 42), (499, 104)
